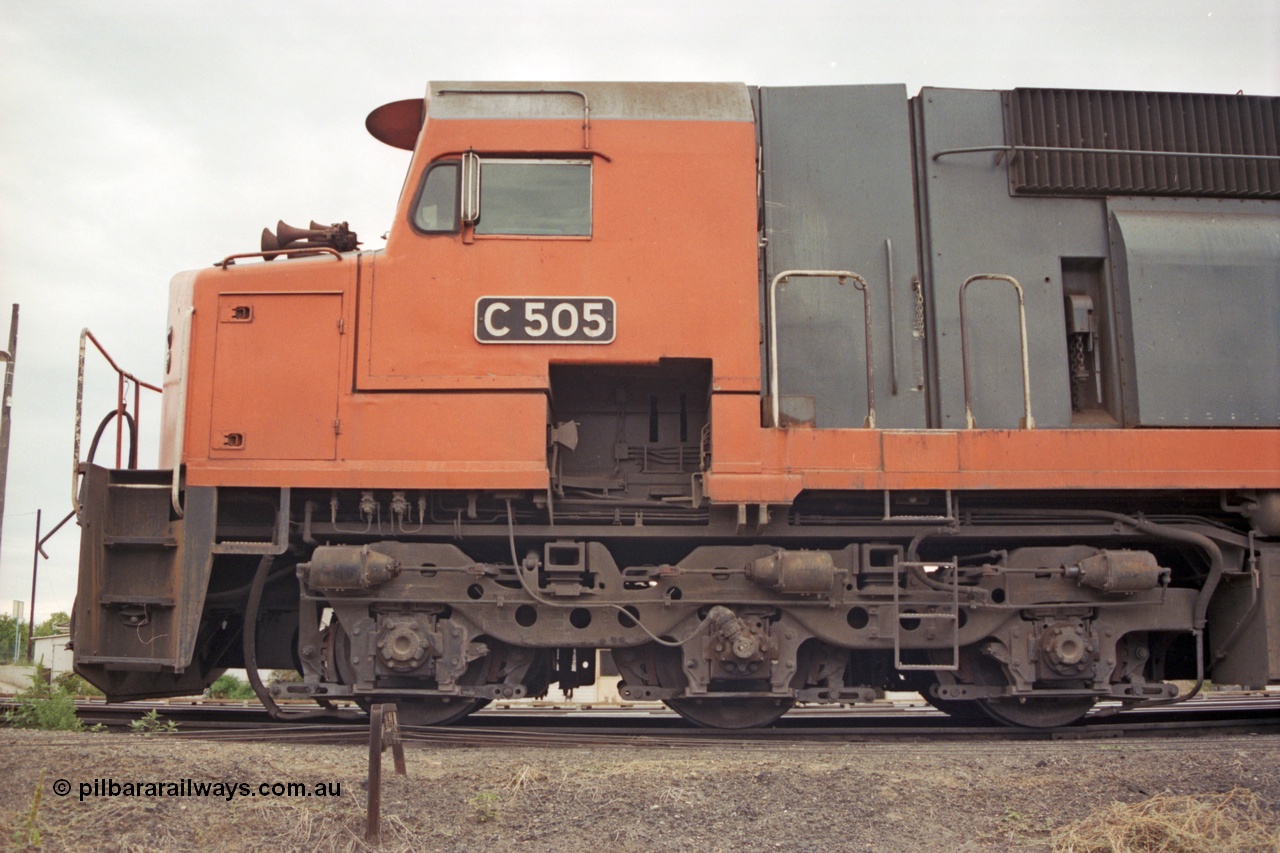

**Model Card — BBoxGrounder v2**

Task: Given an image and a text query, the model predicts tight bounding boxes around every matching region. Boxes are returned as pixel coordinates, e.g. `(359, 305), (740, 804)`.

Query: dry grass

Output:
(5, 731), (1280, 852)
(1052, 787), (1280, 853)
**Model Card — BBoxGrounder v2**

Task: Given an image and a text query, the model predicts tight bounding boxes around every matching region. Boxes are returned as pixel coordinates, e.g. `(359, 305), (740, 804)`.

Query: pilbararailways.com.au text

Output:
(54, 778), (342, 802)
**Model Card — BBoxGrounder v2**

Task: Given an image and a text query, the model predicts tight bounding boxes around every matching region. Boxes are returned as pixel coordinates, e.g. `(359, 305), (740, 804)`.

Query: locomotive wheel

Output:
(652, 642), (794, 729)
(665, 696), (795, 729)
(976, 695), (1095, 729)
(915, 658), (991, 722)
(919, 683), (989, 722)
(331, 622), (491, 727)
(395, 696), (489, 727)
(954, 645), (1094, 729)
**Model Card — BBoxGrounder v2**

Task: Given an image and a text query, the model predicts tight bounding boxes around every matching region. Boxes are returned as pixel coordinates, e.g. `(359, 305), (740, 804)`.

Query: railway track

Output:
(6, 692), (1277, 746)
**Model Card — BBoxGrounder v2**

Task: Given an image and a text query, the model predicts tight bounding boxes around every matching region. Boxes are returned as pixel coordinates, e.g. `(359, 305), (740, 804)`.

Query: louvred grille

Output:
(1004, 88), (1280, 199)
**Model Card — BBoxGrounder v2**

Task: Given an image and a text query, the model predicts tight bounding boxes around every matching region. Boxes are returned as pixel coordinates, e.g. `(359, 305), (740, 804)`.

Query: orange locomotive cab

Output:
(363, 84), (761, 391)
(170, 83), (760, 492)
(76, 81), (1280, 729)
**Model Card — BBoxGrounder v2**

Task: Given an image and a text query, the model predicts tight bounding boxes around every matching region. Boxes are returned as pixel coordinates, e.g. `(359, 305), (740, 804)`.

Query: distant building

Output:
(32, 631), (73, 676)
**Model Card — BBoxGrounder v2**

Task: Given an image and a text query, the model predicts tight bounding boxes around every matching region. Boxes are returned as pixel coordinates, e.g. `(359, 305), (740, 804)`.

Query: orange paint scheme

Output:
(361, 116), (761, 392)
(179, 249), (549, 490)
(174, 96), (1279, 502)
(705, 393), (1280, 502)
(178, 109), (759, 490)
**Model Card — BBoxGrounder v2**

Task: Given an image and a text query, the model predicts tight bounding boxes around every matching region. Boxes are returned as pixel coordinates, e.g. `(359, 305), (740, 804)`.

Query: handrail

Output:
(931, 143), (1280, 165)
(460, 151), (480, 224)
(73, 329), (162, 515)
(958, 274), (1035, 429)
(217, 246), (343, 269)
(884, 239), (898, 395)
(768, 270), (876, 429)
(169, 307), (195, 518)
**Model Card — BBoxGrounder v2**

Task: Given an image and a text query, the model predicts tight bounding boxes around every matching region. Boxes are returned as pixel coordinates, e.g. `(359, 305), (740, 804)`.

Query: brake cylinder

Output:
(298, 545), (400, 590)
(745, 550), (836, 593)
(1065, 550), (1167, 593)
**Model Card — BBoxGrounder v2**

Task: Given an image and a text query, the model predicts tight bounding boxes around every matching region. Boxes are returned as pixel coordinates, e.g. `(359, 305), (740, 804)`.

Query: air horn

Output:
(260, 220), (361, 260)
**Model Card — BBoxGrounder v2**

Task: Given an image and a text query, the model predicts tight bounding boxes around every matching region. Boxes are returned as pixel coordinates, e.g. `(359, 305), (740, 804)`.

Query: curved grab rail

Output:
(958, 274), (1035, 429)
(168, 306), (195, 517)
(73, 329), (162, 516)
(931, 142), (1280, 165)
(217, 246), (343, 269)
(768, 270), (876, 430)
(438, 88), (592, 149)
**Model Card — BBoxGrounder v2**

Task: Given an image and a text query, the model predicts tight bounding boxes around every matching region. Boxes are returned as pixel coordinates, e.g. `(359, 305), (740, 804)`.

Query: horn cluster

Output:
(261, 220), (361, 260)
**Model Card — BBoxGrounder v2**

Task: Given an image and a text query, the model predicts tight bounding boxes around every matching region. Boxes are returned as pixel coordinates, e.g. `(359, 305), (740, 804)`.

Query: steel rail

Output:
(30, 694), (1279, 747)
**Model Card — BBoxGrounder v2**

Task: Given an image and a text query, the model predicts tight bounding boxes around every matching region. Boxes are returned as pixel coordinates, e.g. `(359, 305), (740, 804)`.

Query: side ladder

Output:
(892, 560), (961, 672)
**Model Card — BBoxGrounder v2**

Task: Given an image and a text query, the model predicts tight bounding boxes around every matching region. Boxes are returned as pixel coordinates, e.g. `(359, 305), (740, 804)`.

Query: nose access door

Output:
(209, 292), (343, 460)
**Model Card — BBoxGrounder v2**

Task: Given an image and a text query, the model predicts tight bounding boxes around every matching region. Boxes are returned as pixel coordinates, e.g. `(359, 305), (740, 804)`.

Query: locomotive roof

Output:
(367, 81), (753, 149)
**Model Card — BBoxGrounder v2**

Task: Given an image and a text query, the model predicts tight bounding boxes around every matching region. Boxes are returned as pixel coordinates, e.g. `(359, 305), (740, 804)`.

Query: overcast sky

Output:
(1, 0), (1278, 624)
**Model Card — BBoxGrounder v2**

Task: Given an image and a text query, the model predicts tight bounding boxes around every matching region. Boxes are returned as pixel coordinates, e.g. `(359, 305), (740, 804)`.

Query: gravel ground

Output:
(2, 728), (1279, 851)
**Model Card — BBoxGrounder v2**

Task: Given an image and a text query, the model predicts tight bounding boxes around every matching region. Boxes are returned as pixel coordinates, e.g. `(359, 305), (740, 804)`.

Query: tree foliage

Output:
(0, 615), (30, 664)
(0, 612), (71, 664)
(207, 673), (257, 700)
(34, 612), (70, 638)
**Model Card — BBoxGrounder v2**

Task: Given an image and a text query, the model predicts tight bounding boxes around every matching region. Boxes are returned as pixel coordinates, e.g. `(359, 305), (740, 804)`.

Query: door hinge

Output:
(334, 418), (341, 435)
(338, 317), (345, 334)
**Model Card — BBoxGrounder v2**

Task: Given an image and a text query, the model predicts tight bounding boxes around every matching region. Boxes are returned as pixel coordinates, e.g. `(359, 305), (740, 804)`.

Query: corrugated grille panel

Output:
(1004, 89), (1280, 198)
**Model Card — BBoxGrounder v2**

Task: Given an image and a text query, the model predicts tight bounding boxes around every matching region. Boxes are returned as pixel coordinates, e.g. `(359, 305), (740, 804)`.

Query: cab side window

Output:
(476, 160), (592, 236)
(412, 162), (460, 233)
(412, 157), (592, 237)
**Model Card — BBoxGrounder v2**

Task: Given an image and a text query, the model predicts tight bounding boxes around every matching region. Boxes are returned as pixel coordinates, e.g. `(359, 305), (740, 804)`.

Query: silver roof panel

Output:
(426, 82), (753, 122)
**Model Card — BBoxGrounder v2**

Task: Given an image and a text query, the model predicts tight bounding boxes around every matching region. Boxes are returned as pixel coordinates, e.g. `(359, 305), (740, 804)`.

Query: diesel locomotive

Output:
(73, 82), (1280, 727)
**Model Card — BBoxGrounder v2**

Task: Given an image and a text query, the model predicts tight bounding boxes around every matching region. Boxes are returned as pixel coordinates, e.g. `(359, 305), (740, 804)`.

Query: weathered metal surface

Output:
(260, 220), (360, 258)
(365, 703), (398, 843)
(1068, 550), (1166, 593)
(426, 81), (753, 122)
(1209, 547), (1280, 686)
(74, 467), (218, 700)
(746, 549), (837, 594)
(916, 88), (1099, 429)
(299, 545), (400, 591)
(759, 85), (925, 429)
(1108, 200), (1280, 426)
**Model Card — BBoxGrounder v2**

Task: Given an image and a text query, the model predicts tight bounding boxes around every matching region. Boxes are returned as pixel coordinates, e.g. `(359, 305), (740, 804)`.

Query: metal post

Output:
(0, 304), (18, 557)
(25, 509), (75, 662)
(11, 601), (21, 662)
(365, 702), (406, 843)
(26, 510), (39, 663)
(366, 704), (385, 842)
(386, 704), (406, 775)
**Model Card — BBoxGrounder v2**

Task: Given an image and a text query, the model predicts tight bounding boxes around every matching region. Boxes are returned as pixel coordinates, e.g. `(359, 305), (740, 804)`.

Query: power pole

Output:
(0, 304), (17, 558)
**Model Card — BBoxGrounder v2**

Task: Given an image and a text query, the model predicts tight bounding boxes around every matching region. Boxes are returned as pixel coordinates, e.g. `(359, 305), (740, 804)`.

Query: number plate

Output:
(475, 296), (616, 344)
